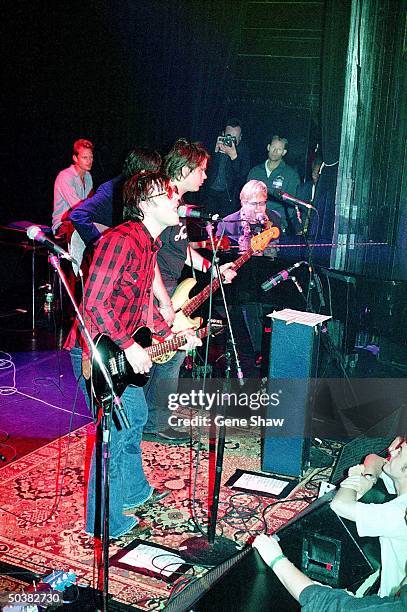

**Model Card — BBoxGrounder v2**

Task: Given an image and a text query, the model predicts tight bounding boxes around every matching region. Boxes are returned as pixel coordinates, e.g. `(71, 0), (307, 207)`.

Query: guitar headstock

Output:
(250, 225), (280, 252)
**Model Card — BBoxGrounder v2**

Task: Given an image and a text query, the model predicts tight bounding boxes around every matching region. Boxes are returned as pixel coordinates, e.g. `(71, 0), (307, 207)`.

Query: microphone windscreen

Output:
(27, 225), (41, 240)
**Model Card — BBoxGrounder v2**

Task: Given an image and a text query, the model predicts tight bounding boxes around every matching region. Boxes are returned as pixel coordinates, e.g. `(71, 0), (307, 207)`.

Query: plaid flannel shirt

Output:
(64, 221), (171, 356)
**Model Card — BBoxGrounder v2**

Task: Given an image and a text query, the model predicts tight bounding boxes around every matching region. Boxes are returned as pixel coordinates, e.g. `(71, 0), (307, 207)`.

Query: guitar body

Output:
(152, 278), (203, 365)
(89, 321), (223, 402)
(91, 327), (152, 400)
(152, 306), (202, 364)
(171, 277), (199, 313)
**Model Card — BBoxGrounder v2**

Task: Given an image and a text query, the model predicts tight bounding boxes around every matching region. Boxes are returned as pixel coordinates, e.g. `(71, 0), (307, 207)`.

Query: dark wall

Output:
(2, 0), (324, 228)
(3, 1), (141, 225)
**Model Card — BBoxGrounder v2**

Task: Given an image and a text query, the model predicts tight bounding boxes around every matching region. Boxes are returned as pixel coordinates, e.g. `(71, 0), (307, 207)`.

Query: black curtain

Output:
(312, 0), (351, 244)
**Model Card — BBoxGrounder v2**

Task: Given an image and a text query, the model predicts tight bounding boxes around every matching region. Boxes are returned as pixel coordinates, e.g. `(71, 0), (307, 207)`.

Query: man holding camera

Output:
(205, 117), (250, 218)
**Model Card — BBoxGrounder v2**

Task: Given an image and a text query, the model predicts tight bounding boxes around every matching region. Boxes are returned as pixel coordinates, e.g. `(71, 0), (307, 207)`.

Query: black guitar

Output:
(90, 321), (224, 401)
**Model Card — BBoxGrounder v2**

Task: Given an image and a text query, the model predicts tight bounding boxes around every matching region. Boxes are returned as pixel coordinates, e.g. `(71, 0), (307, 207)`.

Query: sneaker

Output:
(157, 427), (190, 443)
(142, 431), (159, 442)
(123, 489), (170, 516)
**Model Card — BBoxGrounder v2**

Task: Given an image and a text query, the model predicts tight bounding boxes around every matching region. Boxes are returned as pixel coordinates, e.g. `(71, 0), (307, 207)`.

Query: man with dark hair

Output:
(65, 171), (201, 539)
(52, 138), (94, 238)
(248, 135), (300, 234)
(206, 118), (251, 218)
(143, 138), (236, 441)
(69, 147), (161, 249)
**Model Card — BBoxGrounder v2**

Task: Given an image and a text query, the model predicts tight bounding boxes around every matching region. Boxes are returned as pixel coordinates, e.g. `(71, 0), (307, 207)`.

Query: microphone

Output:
(261, 261), (307, 292)
(178, 205), (220, 221)
(255, 213), (268, 225)
(27, 226), (76, 262)
(276, 190), (316, 210)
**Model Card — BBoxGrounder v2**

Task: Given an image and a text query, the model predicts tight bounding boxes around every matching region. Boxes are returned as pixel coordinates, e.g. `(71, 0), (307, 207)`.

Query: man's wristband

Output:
(269, 553), (286, 570)
(364, 473), (377, 483)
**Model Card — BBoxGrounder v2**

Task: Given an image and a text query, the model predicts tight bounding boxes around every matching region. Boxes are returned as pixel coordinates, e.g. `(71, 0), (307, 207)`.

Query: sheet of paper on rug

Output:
(232, 473), (290, 495)
(120, 544), (184, 578)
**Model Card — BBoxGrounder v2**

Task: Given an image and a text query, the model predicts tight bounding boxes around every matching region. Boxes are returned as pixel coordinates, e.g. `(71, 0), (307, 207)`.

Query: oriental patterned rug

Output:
(0, 425), (315, 609)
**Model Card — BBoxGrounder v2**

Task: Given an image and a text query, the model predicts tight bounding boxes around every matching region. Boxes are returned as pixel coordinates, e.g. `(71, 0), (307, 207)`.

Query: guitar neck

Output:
(147, 325), (211, 358)
(183, 249), (254, 316)
(189, 240), (209, 249)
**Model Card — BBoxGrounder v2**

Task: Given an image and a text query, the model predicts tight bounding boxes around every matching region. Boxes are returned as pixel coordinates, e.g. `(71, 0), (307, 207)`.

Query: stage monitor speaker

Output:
(165, 545), (300, 612)
(277, 491), (377, 590)
(165, 494), (376, 612)
(262, 314), (320, 476)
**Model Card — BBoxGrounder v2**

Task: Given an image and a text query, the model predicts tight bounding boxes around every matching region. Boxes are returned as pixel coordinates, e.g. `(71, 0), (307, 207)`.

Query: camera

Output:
(217, 135), (237, 147)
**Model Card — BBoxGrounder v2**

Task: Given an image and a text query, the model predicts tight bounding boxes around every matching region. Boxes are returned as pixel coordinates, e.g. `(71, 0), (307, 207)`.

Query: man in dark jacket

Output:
(248, 135), (300, 234)
(206, 117), (250, 218)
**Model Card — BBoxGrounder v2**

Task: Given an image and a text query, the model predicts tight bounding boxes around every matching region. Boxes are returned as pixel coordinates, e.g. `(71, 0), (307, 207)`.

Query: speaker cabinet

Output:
(262, 315), (320, 476)
(277, 492), (376, 590)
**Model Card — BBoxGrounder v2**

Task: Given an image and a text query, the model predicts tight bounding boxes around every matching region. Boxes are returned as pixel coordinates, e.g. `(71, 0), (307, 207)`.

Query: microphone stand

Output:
(279, 195), (322, 314)
(48, 254), (129, 611)
(180, 223), (241, 565)
(277, 192), (325, 313)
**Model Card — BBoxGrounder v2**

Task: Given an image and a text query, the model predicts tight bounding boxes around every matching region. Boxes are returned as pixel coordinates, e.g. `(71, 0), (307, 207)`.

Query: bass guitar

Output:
(153, 226), (279, 365)
(90, 320), (224, 400)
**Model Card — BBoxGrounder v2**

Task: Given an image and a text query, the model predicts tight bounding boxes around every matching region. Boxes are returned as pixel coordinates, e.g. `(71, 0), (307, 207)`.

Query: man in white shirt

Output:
(330, 437), (407, 597)
(52, 138), (94, 238)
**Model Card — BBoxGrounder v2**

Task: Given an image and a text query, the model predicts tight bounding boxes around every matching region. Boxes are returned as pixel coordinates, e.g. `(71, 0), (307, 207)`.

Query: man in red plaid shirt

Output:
(66, 171), (201, 539)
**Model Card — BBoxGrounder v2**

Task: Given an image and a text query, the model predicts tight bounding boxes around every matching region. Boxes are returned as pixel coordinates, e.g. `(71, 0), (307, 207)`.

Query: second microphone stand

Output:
(181, 223), (242, 565)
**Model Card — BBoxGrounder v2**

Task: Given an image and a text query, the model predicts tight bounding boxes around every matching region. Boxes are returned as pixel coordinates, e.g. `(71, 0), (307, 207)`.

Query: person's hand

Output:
(124, 343), (152, 375)
(216, 262), (237, 284)
(177, 329), (202, 352)
(253, 534), (283, 567)
(217, 140), (238, 160)
(340, 464), (373, 499)
(364, 453), (387, 478)
(158, 301), (176, 326)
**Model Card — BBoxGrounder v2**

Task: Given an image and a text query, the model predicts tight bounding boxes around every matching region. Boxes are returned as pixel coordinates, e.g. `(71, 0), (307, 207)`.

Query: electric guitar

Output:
(154, 226), (280, 365)
(90, 320), (224, 400)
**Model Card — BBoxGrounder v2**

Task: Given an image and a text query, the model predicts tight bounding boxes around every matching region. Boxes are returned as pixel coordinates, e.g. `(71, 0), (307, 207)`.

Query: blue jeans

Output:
(143, 350), (185, 432)
(71, 347), (153, 538)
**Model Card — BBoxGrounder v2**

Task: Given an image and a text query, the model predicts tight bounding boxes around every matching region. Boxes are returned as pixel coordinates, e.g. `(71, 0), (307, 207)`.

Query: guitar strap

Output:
(146, 252), (157, 331)
(146, 288), (155, 331)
